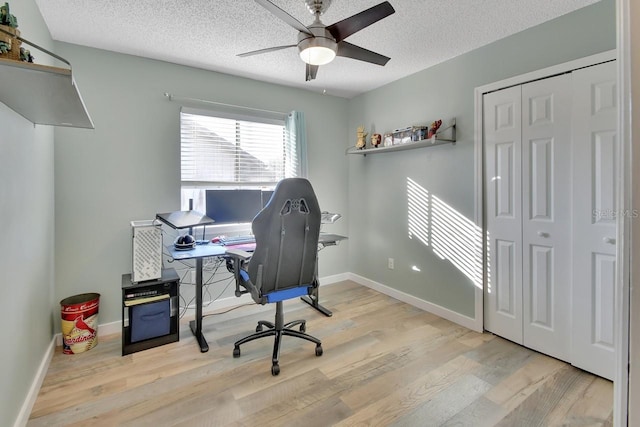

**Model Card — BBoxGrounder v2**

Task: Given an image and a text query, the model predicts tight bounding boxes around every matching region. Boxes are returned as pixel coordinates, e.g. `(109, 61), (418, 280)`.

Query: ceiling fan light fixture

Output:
(298, 37), (337, 65)
(299, 46), (335, 65)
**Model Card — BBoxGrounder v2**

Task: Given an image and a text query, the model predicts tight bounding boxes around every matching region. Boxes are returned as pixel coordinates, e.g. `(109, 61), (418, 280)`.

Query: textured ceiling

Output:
(35, 0), (599, 98)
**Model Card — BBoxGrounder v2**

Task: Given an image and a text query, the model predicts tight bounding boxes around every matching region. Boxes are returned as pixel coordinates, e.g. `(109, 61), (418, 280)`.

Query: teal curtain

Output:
(285, 111), (308, 178)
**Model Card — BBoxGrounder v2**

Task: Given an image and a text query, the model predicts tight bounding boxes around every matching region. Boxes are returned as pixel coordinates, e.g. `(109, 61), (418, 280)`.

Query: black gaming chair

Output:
(225, 178), (323, 375)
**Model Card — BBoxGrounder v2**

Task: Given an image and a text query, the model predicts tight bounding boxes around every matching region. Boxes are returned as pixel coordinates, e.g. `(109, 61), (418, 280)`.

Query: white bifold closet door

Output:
(571, 61), (617, 380)
(484, 84), (524, 344)
(483, 61), (616, 380)
(484, 73), (573, 362)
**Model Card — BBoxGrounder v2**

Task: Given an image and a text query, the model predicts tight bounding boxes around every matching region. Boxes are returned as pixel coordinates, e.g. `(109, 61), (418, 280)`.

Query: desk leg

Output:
(189, 257), (209, 352)
(301, 278), (332, 317)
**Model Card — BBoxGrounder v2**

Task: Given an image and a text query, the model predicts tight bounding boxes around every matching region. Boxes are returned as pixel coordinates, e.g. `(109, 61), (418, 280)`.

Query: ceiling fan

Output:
(238, 0), (395, 81)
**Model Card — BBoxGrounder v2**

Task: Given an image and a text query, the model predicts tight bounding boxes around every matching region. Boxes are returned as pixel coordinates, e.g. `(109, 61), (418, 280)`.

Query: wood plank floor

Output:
(29, 281), (613, 426)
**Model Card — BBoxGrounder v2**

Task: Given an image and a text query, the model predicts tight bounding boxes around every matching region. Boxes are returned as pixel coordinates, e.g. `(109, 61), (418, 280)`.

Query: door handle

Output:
(603, 237), (616, 244)
(537, 231), (550, 238)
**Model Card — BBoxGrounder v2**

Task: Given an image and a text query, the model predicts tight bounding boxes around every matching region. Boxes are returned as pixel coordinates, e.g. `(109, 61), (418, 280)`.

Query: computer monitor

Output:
(261, 190), (274, 208)
(205, 189), (273, 225)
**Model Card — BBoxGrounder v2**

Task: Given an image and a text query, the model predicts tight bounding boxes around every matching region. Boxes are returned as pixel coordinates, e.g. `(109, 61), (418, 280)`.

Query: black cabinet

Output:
(121, 268), (179, 355)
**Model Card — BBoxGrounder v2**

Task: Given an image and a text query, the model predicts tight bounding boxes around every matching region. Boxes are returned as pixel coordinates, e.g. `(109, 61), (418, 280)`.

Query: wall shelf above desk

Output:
(347, 119), (456, 156)
(0, 57), (94, 129)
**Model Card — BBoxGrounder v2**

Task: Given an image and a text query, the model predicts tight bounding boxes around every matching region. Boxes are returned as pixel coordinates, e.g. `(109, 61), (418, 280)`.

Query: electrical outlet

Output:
(388, 258), (395, 269)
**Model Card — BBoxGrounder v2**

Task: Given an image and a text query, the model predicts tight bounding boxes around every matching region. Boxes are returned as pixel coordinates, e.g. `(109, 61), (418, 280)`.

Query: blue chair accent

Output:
(265, 286), (312, 303)
(225, 178), (323, 376)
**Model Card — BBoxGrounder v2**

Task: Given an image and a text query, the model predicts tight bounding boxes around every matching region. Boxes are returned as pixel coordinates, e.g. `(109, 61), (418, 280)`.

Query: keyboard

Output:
(220, 235), (256, 245)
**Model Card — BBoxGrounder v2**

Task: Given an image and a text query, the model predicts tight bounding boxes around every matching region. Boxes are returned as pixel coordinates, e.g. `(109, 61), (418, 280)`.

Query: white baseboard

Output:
(318, 272), (350, 286)
(348, 273), (482, 332)
(14, 337), (56, 427)
(95, 272), (479, 338)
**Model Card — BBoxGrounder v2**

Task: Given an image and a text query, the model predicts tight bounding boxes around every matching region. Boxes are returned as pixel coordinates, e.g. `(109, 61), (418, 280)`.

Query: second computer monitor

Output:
(205, 189), (273, 225)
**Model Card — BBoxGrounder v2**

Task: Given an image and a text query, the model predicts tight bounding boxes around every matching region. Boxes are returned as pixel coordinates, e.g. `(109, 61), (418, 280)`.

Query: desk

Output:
(168, 243), (226, 353)
(157, 211), (217, 353)
(166, 229), (346, 353)
(302, 233), (347, 317)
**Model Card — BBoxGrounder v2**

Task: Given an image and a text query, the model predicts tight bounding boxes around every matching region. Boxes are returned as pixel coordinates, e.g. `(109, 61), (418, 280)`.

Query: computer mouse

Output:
(211, 236), (221, 243)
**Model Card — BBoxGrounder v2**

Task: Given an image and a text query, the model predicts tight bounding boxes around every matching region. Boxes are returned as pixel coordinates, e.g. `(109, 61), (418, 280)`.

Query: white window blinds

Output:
(180, 110), (288, 186)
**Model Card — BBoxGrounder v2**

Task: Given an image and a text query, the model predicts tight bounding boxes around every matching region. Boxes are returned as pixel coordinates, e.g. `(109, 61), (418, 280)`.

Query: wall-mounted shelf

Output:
(0, 58), (94, 128)
(0, 27), (94, 129)
(347, 119), (456, 156)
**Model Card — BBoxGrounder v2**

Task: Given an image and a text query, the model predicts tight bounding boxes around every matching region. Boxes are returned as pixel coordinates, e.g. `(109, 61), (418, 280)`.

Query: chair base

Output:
(233, 301), (322, 375)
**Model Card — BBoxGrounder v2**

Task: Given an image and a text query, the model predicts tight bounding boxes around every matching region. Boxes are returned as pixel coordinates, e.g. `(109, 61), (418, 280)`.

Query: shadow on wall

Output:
(406, 177), (483, 289)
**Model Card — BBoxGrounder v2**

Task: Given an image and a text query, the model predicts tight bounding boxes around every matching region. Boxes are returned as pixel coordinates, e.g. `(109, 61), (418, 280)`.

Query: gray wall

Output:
(346, 0), (616, 318)
(52, 43), (350, 328)
(0, 2), (55, 426)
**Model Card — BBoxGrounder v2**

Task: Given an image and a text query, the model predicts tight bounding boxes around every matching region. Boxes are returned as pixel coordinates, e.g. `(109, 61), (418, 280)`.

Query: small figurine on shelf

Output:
(371, 133), (381, 148)
(19, 47), (33, 62)
(0, 2), (18, 28)
(356, 125), (368, 149)
(0, 2), (20, 60)
(427, 119), (442, 139)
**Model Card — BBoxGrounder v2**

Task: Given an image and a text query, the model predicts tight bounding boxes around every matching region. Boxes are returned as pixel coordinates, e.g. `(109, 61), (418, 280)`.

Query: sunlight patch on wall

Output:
(407, 177), (483, 289)
(407, 177), (430, 247)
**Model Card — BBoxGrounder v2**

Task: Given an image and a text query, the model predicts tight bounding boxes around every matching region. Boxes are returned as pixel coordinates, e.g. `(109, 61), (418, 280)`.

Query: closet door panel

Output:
(529, 138), (553, 220)
(571, 60), (617, 380)
(484, 86), (523, 344)
(529, 244), (553, 327)
(521, 74), (572, 361)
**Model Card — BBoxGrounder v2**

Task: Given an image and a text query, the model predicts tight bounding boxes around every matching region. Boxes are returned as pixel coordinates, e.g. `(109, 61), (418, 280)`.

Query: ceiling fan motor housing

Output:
(305, 0), (332, 16)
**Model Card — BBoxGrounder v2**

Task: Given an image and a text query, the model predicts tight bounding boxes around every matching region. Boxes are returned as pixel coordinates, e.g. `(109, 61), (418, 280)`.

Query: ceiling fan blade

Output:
(327, 1), (395, 42)
(255, 0), (313, 35)
(306, 64), (319, 81)
(237, 44), (297, 58)
(337, 41), (390, 66)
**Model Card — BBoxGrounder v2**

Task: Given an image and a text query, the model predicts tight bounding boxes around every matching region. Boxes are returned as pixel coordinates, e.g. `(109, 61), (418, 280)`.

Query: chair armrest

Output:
(225, 248), (253, 298)
(225, 248), (252, 261)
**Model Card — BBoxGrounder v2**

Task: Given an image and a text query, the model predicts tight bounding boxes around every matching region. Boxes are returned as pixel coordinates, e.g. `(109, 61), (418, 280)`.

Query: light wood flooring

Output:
(29, 281), (613, 426)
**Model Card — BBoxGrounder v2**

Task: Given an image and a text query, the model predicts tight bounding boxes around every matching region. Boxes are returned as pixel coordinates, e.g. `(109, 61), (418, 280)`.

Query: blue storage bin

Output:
(131, 299), (170, 343)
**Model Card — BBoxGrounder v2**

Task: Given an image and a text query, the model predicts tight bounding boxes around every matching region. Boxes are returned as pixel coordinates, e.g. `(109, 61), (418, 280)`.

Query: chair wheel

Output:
(300, 324), (306, 333)
(315, 344), (323, 357)
(256, 325), (263, 332)
(271, 363), (280, 376)
(233, 346), (241, 358)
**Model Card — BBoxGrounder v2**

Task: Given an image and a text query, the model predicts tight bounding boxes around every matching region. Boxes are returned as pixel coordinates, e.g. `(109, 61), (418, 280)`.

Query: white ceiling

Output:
(35, 0), (599, 98)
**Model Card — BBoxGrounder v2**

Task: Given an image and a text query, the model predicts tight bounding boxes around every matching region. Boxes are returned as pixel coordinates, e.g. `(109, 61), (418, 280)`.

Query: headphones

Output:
(174, 234), (195, 249)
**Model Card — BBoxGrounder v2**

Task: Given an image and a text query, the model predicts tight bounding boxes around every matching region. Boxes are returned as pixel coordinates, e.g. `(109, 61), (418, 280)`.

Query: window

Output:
(180, 108), (302, 215)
